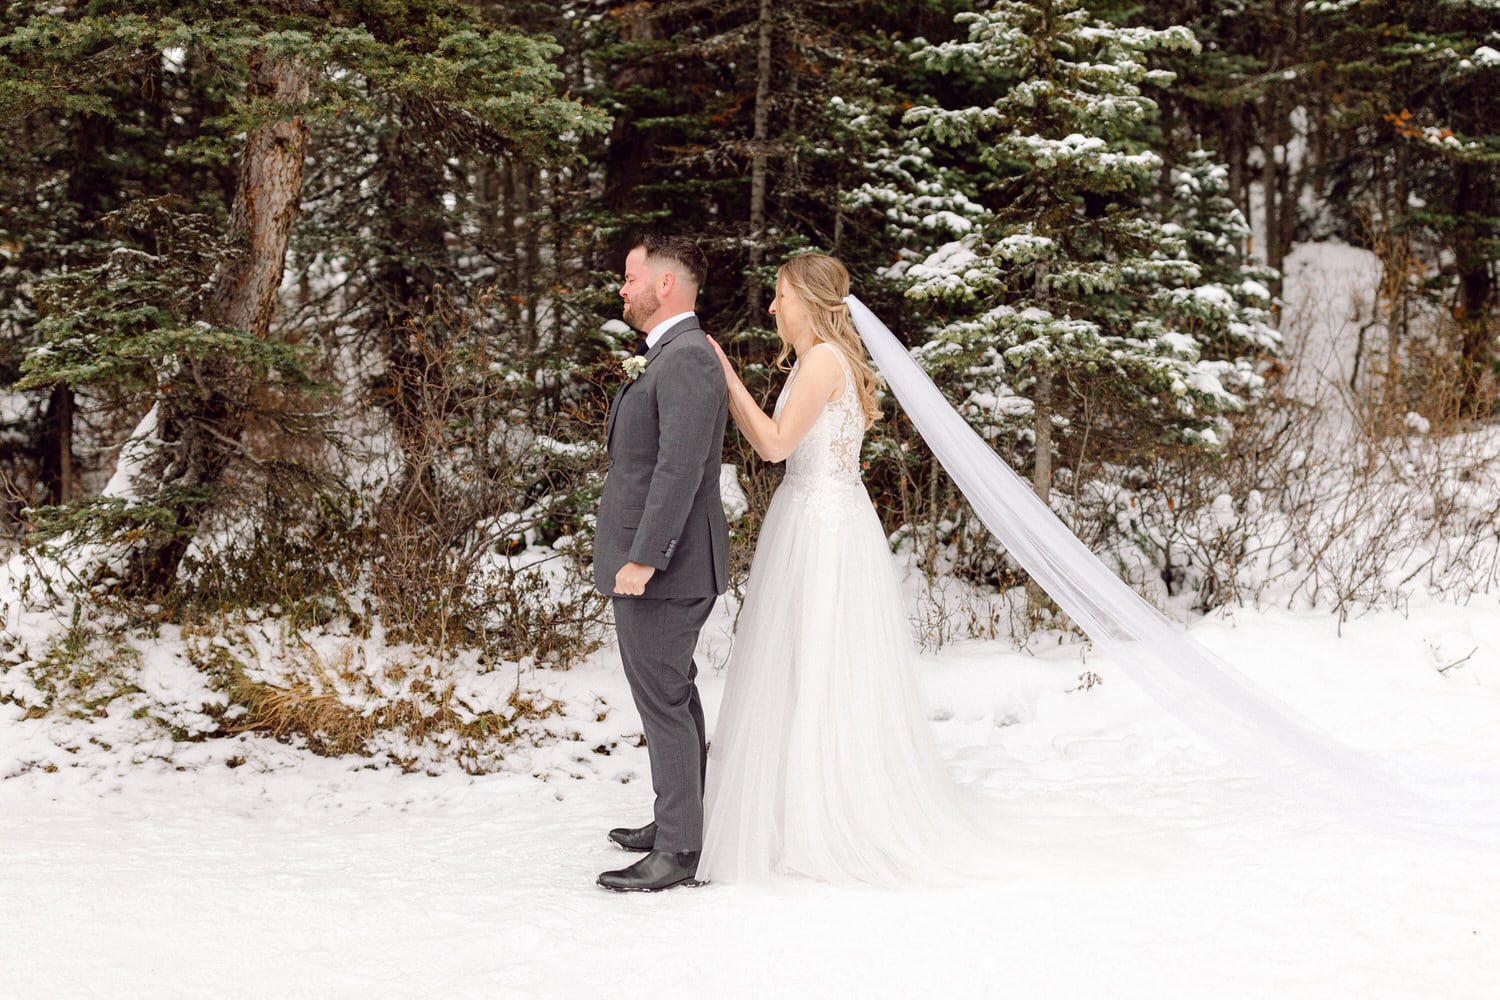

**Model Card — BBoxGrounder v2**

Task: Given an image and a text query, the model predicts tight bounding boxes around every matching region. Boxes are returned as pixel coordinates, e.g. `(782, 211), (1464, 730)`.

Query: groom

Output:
(594, 235), (729, 892)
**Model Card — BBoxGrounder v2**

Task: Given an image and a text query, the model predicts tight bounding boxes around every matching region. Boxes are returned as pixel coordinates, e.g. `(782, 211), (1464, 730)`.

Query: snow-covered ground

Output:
(3, 591), (1499, 1000)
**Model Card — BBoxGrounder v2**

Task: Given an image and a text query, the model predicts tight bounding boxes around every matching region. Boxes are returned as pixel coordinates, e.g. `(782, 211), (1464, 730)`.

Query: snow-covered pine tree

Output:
(1153, 147), (1282, 419)
(1123, 0), (1277, 241)
(859, 0), (1276, 510)
(1, 3), (604, 597)
(581, 0), (967, 326)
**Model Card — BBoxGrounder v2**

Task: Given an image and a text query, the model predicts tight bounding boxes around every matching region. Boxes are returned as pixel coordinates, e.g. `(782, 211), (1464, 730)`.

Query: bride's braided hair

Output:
(774, 253), (884, 426)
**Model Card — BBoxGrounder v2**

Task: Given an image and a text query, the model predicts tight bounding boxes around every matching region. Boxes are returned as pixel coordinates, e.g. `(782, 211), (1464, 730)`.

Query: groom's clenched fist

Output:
(614, 560), (657, 596)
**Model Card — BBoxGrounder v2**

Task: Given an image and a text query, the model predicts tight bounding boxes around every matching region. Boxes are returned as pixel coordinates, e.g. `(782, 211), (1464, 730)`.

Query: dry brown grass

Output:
(205, 639), (562, 771)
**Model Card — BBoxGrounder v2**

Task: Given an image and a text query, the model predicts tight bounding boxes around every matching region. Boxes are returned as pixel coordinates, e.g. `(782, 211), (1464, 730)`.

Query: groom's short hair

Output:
(636, 234), (708, 292)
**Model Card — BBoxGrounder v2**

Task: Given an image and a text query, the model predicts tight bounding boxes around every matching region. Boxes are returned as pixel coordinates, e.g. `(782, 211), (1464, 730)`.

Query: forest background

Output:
(0, 0), (1496, 770)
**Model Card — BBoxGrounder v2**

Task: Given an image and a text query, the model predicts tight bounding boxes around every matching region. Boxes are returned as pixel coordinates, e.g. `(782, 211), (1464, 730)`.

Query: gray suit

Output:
(595, 315), (729, 852)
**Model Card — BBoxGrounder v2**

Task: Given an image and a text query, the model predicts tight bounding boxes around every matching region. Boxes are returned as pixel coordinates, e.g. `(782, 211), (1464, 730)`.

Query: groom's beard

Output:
(622, 288), (660, 332)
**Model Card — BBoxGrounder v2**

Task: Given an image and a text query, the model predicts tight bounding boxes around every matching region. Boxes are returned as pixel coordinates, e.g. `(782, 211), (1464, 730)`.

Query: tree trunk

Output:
(1261, 95), (1284, 309)
(1260, 0), (1286, 309)
(1226, 103), (1248, 245)
(523, 166), (540, 351)
(38, 384), (74, 504)
(375, 107), (452, 530)
(1280, 0), (1304, 261)
(37, 102), (112, 506)
(1031, 260), (1055, 507)
(476, 158), (502, 244)
(210, 52), (313, 338)
(746, 0), (775, 318)
(1454, 163), (1497, 415)
(1276, 118), (1295, 259)
(1385, 149), (1409, 409)
(603, 4), (668, 212)
(1026, 366), (1054, 621)
(131, 49), (313, 595)
(1027, 255), (1055, 620)
(1031, 367), (1054, 505)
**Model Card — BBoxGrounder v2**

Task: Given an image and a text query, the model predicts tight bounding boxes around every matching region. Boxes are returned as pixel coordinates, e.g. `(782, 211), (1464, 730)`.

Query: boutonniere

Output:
(622, 356), (649, 382)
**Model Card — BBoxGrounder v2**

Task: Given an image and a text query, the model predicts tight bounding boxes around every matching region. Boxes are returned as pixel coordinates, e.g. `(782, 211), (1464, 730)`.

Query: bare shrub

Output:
(359, 288), (609, 666)
(1071, 287), (1500, 625)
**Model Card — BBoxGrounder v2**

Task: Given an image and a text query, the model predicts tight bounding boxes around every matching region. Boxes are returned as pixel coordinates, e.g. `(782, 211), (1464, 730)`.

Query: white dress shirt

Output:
(645, 311), (697, 350)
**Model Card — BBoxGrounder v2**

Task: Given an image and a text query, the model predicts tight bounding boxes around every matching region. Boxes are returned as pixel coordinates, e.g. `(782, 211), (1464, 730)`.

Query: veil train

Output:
(845, 294), (1419, 817)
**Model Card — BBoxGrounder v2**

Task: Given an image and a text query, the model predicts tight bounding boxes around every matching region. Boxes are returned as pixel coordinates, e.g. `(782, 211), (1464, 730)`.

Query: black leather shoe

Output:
(607, 820), (657, 852)
(597, 850), (704, 892)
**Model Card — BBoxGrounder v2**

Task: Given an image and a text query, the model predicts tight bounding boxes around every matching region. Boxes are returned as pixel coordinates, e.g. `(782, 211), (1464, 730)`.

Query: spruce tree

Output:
(1154, 147), (1282, 401)
(0, 1), (237, 510)
(860, 0), (1272, 511)
(1125, 1), (1287, 242)
(578, 0), (974, 328)
(0, 2), (605, 597)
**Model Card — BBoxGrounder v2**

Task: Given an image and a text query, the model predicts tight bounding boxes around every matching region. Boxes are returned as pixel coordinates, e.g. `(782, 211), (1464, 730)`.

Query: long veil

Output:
(845, 294), (1414, 814)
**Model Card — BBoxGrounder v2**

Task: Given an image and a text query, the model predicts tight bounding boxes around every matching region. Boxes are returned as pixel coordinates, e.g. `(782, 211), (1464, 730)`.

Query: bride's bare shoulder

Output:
(800, 342), (849, 399)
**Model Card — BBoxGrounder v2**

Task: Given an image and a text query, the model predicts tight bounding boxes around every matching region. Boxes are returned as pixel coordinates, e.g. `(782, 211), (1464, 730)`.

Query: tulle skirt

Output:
(699, 476), (992, 886)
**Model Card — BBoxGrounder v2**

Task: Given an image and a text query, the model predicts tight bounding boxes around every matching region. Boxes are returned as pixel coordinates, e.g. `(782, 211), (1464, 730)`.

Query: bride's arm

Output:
(708, 339), (843, 463)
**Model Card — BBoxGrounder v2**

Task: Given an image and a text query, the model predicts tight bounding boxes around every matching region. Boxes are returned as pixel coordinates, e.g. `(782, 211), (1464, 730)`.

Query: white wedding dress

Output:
(698, 343), (990, 885)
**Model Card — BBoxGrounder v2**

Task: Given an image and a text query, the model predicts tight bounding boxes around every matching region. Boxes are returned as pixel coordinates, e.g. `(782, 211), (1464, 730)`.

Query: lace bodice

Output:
(773, 344), (869, 528)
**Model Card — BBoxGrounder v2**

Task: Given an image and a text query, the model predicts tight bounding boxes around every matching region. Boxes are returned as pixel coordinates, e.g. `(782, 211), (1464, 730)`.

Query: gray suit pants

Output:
(612, 595), (714, 853)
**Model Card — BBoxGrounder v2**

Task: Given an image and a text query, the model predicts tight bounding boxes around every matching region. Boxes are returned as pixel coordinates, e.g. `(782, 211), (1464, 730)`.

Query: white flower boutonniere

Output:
(622, 356), (649, 382)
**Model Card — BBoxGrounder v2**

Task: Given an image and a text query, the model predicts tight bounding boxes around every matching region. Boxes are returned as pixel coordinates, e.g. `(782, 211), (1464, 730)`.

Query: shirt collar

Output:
(645, 311), (696, 349)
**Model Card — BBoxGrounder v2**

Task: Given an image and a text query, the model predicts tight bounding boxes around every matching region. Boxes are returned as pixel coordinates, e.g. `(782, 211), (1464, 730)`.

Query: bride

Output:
(696, 251), (1413, 886)
(700, 253), (990, 885)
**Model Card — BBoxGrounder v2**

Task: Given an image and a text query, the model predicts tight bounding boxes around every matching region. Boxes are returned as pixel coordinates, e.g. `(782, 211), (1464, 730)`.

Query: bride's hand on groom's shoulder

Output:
(706, 335), (735, 383)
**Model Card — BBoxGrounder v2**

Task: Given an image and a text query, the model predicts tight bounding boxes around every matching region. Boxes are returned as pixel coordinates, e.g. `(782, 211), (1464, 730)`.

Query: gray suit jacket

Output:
(594, 315), (730, 599)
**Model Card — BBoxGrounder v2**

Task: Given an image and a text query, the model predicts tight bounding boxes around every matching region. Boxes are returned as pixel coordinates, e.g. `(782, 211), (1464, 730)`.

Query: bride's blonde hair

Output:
(774, 253), (884, 425)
